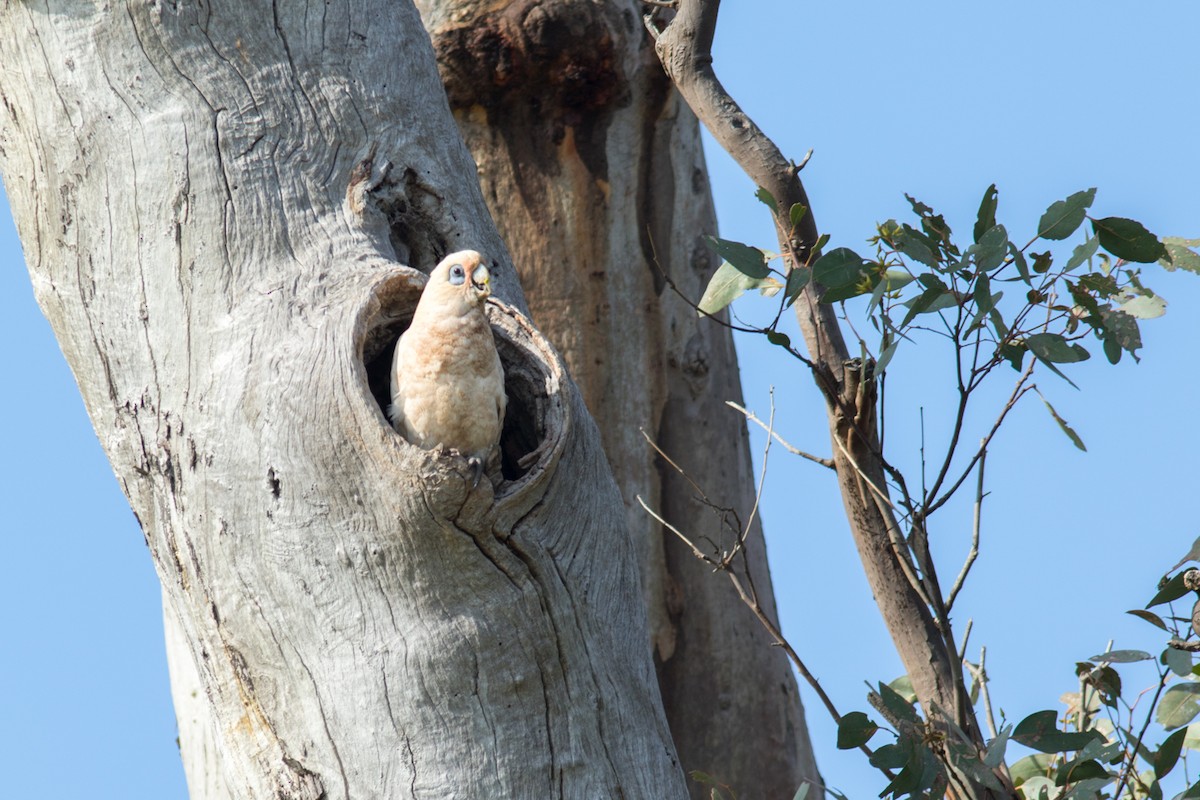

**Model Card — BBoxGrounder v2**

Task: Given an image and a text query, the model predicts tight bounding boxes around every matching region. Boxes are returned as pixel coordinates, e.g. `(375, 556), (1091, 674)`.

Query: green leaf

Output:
(893, 225), (940, 268)
(1013, 710), (1105, 753)
(1126, 608), (1168, 631)
(999, 342), (1026, 371)
(784, 266), (811, 307)
(790, 203), (807, 229)
(758, 276), (784, 298)
(1162, 237), (1200, 274)
(901, 286), (946, 328)
(874, 340), (900, 378)
(1038, 188), (1096, 240)
(1011, 753), (1055, 787)
(1148, 571), (1193, 607)
(974, 184), (999, 244)
(1103, 335), (1122, 365)
(970, 224), (1009, 271)
(1157, 683), (1200, 730)
(1165, 647), (1195, 678)
(869, 743), (908, 771)
(698, 261), (763, 316)
(1099, 308), (1142, 360)
(704, 236), (770, 279)
(1173, 536), (1200, 571)
(1030, 251), (1053, 274)
(755, 187), (778, 214)
(1011, 243), (1032, 284)
(878, 680), (920, 724)
(1055, 759), (1109, 786)
(1118, 293), (1167, 319)
(766, 330), (791, 348)
(1157, 728), (1189, 778)
(889, 674), (917, 702)
(1038, 393), (1087, 452)
(812, 247), (867, 288)
(836, 711), (879, 750)
(1092, 217), (1168, 263)
(984, 726), (1012, 769)
(1088, 649), (1152, 663)
(1065, 236), (1100, 272)
(791, 783), (811, 800)
(1026, 333), (1090, 363)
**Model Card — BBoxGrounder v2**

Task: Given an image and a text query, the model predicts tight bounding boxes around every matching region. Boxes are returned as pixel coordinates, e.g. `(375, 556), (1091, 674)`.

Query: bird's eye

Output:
(448, 264), (466, 285)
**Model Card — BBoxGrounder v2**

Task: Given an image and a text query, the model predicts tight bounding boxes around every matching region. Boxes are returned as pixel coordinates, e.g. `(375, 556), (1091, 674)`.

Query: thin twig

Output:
(726, 400), (834, 469)
(946, 443), (987, 613)
(925, 361), (1035, 516)
(725, 570), (890, 775)
(963, 646), (999, 740)
(733, 390), (776, 563)
(637, 495), (715, 565)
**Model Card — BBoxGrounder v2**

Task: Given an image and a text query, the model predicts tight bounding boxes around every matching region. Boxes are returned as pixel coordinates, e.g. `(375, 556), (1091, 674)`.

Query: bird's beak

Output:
(471, 264), (491, 298)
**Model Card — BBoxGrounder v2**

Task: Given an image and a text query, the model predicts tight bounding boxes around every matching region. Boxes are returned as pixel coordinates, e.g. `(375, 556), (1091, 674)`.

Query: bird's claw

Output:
(467, 456), (484, 489)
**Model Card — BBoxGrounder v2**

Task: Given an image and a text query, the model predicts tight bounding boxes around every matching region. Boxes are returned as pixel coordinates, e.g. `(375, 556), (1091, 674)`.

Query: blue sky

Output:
(1, 3), (1197, 798)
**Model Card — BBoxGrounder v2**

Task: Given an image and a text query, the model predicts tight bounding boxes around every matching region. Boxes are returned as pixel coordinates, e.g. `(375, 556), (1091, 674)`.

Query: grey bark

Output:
(0, 3), (686, 798)
(415, 0), (820, 796)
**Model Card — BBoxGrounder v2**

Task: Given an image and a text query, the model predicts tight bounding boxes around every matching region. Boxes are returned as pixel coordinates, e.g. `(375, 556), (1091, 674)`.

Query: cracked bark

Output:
(0, 3), (686, 798)
(416, 0), (820, 797)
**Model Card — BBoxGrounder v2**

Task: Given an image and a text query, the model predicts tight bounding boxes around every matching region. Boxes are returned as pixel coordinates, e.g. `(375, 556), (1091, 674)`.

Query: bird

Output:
(389, 250), (506, 486)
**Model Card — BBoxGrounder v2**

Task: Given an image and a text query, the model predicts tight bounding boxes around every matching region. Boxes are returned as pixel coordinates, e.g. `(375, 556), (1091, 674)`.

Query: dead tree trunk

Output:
(0, 3), (686, 798)
(415, 1), (821, 796)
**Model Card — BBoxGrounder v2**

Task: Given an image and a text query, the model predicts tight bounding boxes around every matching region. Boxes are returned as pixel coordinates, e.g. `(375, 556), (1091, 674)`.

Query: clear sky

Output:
(1, 3), (1197, 798)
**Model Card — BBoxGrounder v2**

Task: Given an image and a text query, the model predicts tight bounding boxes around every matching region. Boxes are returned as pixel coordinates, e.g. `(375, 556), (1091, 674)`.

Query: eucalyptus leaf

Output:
(1148, 571), (1193, 608)
(836, 711), (879, 750)
(1157, 684), (1200, 730)
(698, 261), (765, 316)
(755, 187), (778, 214)
(704, 236), (770, 278)
(1162, 237), (1200, 274)
(974, 184), (999, 244)
(1119, 293), (1167, 319)
(1165, 647), (1195, 678)
(1065, 236), (1100, 272)
(1172, 537), (1200, 571)
(1126, 608), (1168, 631)
(1027, 333), (1091, 363)
(812, 247), (868, 288)
(784, 266), (811, 306)
(1099, 307), (1142, 360)
(1156, 728), (1188, 779)
(1093, 217), (1168, 263)
(874, 341), (900, 378)
(1088, 649), (1151, 663)
(1038, 188), (1096, 240)
(1013, 710), (1104, 753)
(1038, 393), (1087, 451)
(970, 224), (1009, 271)
(790, 203), (807, 229)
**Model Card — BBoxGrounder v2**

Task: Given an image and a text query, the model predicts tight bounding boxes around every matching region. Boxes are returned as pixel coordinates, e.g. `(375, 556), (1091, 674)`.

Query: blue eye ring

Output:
(448, 264), (466, 285)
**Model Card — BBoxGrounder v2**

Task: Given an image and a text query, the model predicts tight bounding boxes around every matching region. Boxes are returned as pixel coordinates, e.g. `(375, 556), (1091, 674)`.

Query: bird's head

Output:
(423, 250), (492, 316)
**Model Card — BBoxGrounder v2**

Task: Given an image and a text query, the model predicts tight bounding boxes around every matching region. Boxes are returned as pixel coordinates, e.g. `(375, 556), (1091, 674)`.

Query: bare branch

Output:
(925, 361), (1035, 516)
(636, 495), (716, 566)
(727, 401), (834, 469)
(946, 444), (987, 613)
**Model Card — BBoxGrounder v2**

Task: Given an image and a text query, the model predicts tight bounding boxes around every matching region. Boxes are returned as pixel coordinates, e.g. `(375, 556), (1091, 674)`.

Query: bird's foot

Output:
(467, 456), (484, 489)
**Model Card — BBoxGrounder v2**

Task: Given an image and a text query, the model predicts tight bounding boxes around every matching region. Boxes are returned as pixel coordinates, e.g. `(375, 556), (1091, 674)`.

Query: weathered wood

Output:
(0, 3), (685, 797)
(417, 0), (820, 795)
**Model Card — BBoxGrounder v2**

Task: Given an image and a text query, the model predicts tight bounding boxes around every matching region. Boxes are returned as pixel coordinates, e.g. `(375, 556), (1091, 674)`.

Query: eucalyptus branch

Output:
(946, 444), (987, 614)
(925, 361), (1036, 517)
(726, 401), (835, 469)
